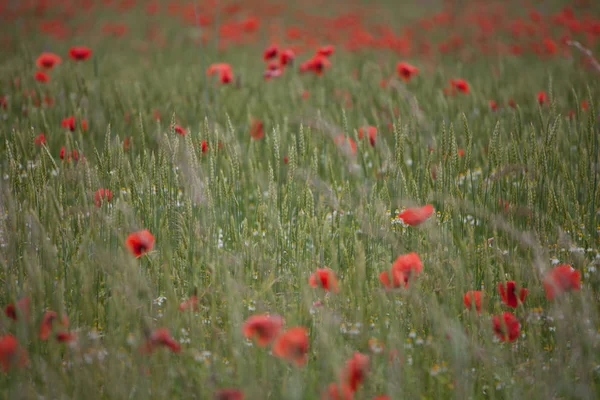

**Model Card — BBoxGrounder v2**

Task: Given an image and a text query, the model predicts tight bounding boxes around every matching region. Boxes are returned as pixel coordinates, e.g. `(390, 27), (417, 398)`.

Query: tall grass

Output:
(1, 0), (599, 398)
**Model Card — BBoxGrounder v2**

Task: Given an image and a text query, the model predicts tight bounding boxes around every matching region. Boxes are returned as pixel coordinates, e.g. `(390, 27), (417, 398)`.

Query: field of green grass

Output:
(1, 0), (599, 398)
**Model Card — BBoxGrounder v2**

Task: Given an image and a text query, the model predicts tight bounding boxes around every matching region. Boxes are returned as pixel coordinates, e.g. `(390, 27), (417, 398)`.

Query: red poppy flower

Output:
(317, 45), (335, 57)
(179, 294), (199, 312)
(508, 99), (516, 108)
(498, 281), (528, 308)
(309, 268), (339, 293)
(272, 326), (309, 366)
(174, 125), (186, 136)
(39, 311), (69, 340)
(69, 46), (92, 61)
(489, 100), (498, 111)
(34, 133), (46, 146)
(396, 62), (419, 81)
(59, 146), (66, 160)
(207, 63), (232, 76)
(263, 44), (278, 60)
(123, 136), (131, 151)
(0, 335), (28, 372)
(491, 311), (520, 342)
(322, 383), (353, 400)
(214, 389), (245, 400)
(140, 328), (181, 354)
(94, 188), (113, 207)
(463, 290), (482, 314)
(397, 204), (434, 226)
(358, 126), (376, 147)
(537, 91), (548, 105)
(201, 140), (208, 153)
(5, 297), (30, 321)
(81, 119), (88, 131)
(543, 264), (581, 300)
(35, 71), (50, 83)
(581, 100), (588, 111)
(392, 252), (423, 286)
(125, 229), (155, 257)
(242, 314), (283, 346)
(341, 352), (370, 391)
(56, 331), (77, 343)
(300, 55), (330, 75)
(0, 96), (6, 109)
(372, 397), (390, 400)
(334, 135), (357, 155)
(250, 119), (264, 140)
(36, 52), (62, 69)
(280, 49), (295, 66)
(62, 116), (76, 131)
(450, 79), (470, 94)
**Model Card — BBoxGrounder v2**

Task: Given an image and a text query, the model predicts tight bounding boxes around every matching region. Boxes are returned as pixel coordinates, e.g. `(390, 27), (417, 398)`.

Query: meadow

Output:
(1, 0), (600, 398)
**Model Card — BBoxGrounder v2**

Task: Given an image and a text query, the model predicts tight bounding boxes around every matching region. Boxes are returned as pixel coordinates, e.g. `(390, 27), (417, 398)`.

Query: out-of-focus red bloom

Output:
(280, 49), (295, 66)
(0, 335), (28, 372)
(220, 68), (233, 84)
(242, 314), (283, 346)
(581, 100), (588, 111)
(317, 45), (335, 57)
(272, 327), (309, 366)
(94, 188), (113, 207)
(36, 52), (62, 69)
(81, 119), (88, 131)
(492, 311), (520, 342)
(300, 55), (330, 75)
(62, 116), (76, 131)
(396, 62), (419, 81)
(372, 397), (390, 400)
(498, 281), (528, 308)
(140, 328), (181, 354)
(179, 295), (199, 312)
(123, 136), (131, 152)
(174, 125), (186, 136)
(59, 146), (66, 160)
(537, 91), (548, 105)
(201, 140), (208, 153)
(508, 98), (516, 108)
(358, 126), (376, 147)
(341, 352), (370, 391)
(241, 16), (260, 32)
(322, 383), (353, 400)
(69, 46), (92, 61)
(0, 96), (6, 109)
(250, 119), (264, 140)
(263, 44), (278, 60)
(207, 63), (232, 76)
(392, 252), (423, 286)
(381, 252), (423, 289)
(35, 71), (50, 83)
(397, 204), (434, 226)
(489, 100), (498, 111)
(334, 135), (357, 155)
(125, 229), (155, 257)
(450, 79), (470, 94)
(309, 268), (339, 293)
(543, 265), (580, 300)
(34, 133), (47, 146)
(4, 297), (30, 321)
(214, 389), (245, 400)
(153, 109), (161, 121)
(56, 331), (77, 343)
(463, 290), (482, 314)
(39, 311), (69, 340)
